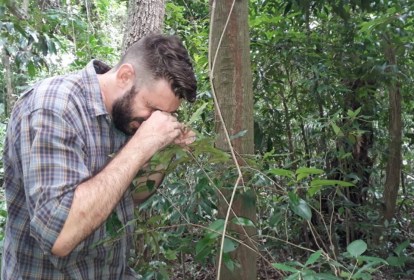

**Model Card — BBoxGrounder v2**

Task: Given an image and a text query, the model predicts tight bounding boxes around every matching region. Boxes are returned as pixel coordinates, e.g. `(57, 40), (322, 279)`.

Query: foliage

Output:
(0, 0), (125, 106)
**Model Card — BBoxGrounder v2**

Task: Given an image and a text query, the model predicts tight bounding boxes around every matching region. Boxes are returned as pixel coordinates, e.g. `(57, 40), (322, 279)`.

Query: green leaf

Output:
(222, 253), (236, 271)
(195, 237), (214, 261)
(164, 249), (177, 260)
(269, 168), (294, 178)
(290, 198), (312, 221)
(288, 191), (299, 205)
(27, 61), (36, 77)
(297, 172), (310, 181)
(307, 185), (322, 197)
(352, 257), (387, 279)
(357, 255), (387, 265)
(394, 240), (410, 256)
(386, 256), (406, 267)
(331, 122), (344, 136)
(105, 211), (124, 238)
(347, 107), (361, 118)
(272, 263), (300, 273)
(285, 272), (301, 280)
(347, 240), (367, 258)
(206, 219), (225, 239)
(231, 217), (255, 227)
(305, 250), (323, 266)
(187, 102), (208, 125)
(223, 238), (238, 253)
(310, 179), (354, 187)
(296, 167), (324, 175)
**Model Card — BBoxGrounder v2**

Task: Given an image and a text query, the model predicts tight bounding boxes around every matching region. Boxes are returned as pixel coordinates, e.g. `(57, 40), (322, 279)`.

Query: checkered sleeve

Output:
(23, 108), (91, 255)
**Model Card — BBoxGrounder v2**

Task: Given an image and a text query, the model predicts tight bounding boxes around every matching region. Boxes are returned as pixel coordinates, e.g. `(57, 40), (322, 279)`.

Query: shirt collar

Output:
(82, 59), (111, 117)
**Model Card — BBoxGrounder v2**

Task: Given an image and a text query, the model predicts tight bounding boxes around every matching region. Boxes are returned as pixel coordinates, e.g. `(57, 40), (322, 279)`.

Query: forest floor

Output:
(169, 256), (414, 280)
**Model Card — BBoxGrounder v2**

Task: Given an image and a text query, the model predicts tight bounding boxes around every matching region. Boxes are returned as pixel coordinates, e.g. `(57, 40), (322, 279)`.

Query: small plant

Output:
(386, 240), (414, 277)
(271, 240), (388, 279)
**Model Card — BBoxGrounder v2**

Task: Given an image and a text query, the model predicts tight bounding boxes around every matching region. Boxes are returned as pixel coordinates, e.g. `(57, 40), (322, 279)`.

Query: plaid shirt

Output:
(2, 60), (138, 279)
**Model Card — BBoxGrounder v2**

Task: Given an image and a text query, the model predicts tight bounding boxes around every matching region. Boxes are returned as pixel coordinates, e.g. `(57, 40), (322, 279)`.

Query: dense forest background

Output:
(0, 0), (413, 279)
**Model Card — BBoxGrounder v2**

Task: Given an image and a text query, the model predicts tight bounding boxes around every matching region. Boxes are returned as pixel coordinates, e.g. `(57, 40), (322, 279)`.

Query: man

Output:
(1, 34), (197, 279)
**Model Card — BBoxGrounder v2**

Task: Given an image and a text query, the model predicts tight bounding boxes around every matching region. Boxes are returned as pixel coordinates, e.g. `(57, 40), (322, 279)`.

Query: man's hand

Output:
(174, 126), (196, 147)
(131, 111), (183, 156)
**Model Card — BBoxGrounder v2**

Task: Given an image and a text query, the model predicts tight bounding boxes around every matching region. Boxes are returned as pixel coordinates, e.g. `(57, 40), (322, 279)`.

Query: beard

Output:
(112, 85), (146, 136)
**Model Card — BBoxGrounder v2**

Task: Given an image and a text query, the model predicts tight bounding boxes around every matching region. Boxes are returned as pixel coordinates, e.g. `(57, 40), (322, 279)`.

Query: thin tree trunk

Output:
(282, 74), (295, 167)
(2, 51), (16, 116)
(294, 94), (310, 166)
(383, 41), (402, 221)
(210, 0), (256, 279)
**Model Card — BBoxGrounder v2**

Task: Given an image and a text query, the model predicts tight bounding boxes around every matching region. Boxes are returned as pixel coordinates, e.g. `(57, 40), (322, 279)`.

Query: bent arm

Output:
(51, 137), (151, 257)
(52, 111), (183, 257)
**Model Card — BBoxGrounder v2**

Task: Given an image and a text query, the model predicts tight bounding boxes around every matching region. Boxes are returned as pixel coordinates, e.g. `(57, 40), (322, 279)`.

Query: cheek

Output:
(129, 121), (141, 131)
(138, 109), (153, 119)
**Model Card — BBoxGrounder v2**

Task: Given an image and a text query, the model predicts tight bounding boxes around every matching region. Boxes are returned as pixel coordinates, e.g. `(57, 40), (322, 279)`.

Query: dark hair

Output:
(118, 34), (197, 103)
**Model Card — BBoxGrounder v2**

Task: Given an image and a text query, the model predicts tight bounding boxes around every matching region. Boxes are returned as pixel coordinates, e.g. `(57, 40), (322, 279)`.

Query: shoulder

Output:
(31, 73), (84, 113)
(12, 71), (89, 122)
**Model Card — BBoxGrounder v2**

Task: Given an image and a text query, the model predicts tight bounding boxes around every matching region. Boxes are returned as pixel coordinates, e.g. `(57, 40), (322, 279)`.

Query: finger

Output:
(174, 134), (196, 146)
(184, 130), (196, 138)
(176, 122), (185, 131)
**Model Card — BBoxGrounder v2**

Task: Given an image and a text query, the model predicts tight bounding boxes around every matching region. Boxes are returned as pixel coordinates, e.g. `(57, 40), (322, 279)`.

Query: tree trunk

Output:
(122, 0), (166, 52)
(210, 0), (256, 279)
(121, 0), (166, 270)
(2, 51), (16, 116)
(383, 42), (402, 222)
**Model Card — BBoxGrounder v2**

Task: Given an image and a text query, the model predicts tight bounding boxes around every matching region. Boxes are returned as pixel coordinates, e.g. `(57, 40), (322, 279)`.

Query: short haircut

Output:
(117, 34), (197, 103)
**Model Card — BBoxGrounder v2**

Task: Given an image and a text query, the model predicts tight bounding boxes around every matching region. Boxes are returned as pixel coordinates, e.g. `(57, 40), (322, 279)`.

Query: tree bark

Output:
(121, 0), (166, 268)
(210, 0), (256, 279)
(2, 51), (16, 116)
(383, 42), (402, 222)
(122, 0), (166, 52)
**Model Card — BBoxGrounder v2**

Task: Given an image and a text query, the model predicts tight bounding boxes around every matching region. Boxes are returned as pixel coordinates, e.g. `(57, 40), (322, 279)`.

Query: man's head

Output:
(109, 34), (197, 135)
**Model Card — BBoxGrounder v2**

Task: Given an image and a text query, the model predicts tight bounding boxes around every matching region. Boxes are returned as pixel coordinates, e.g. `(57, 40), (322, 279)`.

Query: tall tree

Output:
(209, 0), (256, 279)
(383, 41), (401, 222)
(122, 0), (166, 52)
(121, 0), (167, 270)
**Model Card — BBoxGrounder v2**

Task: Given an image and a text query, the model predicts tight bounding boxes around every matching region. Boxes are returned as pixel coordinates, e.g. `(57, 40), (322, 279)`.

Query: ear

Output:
(115, 63), (135, 89)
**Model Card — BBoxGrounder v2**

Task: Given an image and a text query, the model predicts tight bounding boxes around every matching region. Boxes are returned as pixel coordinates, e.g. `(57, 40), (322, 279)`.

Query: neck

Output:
(97, 73), (113, 115)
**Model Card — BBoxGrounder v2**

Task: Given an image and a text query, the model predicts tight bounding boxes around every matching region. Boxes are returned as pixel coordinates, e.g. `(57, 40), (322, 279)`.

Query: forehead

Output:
(139, 79), (181, 112)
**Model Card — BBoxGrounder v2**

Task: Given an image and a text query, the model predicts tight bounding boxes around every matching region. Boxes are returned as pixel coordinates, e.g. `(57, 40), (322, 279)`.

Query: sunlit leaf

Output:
(231, 217), (255, 227)
(347, 240), (367, 258)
